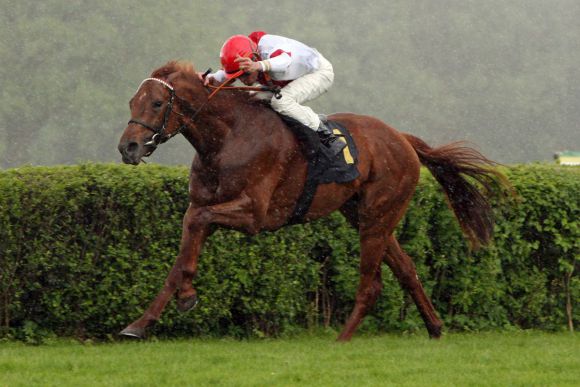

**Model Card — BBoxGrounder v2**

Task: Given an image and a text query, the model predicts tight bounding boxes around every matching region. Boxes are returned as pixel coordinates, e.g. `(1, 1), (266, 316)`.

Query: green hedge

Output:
(0, 164), (578, 341)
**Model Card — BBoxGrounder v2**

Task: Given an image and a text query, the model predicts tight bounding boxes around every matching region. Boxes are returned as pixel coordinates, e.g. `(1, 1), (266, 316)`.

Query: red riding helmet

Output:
(220, 35), (258, 79)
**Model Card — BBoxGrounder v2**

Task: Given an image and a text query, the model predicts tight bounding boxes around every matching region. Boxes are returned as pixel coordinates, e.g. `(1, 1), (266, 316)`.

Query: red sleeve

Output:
(270, 49), (292, 58)
(248, 31), (267, 45)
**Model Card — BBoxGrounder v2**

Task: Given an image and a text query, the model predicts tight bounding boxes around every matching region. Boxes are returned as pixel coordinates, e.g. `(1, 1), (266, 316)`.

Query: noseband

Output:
(128, 78), (184, 148)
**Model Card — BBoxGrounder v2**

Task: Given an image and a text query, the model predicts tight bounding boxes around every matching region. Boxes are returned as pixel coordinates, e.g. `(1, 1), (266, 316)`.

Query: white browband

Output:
(135, 77), (174, 94)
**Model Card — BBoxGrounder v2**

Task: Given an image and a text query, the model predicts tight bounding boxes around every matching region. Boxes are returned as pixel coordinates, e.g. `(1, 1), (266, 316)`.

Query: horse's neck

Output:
(181, 114), (229, 157)
(182, 92), (275, 160)
(179, 96), (233, 155)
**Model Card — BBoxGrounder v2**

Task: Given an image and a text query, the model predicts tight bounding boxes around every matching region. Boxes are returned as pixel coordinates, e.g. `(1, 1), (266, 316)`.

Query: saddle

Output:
(279, 115), (360, 224)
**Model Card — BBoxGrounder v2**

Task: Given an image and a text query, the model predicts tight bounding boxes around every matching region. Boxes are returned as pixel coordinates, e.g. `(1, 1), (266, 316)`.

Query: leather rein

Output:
(207, 82), (282, 100)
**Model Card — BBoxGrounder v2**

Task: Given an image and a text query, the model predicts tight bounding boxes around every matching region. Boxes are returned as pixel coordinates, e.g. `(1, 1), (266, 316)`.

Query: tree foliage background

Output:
(1, 0), (579, 168)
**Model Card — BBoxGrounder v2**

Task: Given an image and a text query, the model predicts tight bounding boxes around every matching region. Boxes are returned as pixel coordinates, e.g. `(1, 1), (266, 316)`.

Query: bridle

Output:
(127, 74), (223, 149)
(128, 78), (186, 149)
(128, 71), (282, 150)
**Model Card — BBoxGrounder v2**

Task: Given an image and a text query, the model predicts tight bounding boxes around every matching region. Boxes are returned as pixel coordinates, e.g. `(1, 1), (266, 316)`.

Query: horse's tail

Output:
(403, 133), (509, 249)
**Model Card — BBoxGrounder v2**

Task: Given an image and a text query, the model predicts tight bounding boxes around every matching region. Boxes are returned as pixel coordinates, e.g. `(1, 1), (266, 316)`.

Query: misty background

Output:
(1, 0), (579, 168)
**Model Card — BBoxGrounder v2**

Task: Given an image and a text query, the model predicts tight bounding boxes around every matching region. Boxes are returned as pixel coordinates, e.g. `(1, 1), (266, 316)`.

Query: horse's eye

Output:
(153, 101), (163, 108)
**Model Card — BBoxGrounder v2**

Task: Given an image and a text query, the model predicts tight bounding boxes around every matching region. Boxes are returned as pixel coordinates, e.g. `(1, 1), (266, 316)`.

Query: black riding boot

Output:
(317, 122), (347, 156)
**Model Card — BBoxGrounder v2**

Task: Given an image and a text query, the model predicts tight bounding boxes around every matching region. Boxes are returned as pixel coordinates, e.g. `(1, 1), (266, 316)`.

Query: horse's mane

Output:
(151, 60), (197, 80)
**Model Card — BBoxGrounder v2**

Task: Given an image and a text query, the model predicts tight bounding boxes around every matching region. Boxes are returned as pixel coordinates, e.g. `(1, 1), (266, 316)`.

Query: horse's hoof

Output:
(428, 324), (443, 339)
(119, 326), (146, 339)
(177, 295), (199, 312)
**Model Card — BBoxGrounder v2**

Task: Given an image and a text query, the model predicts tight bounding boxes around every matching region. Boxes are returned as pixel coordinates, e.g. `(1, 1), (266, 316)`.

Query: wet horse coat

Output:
(118, 61), (507, 340)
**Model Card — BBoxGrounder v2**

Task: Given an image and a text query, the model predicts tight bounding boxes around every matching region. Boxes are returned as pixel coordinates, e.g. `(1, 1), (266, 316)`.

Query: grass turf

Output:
(0, 331), (578, 386)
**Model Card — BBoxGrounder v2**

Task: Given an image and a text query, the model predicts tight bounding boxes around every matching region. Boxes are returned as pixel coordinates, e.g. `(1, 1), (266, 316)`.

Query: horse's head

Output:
(118, 62), (206, 165)
(118, 78), (177, 164)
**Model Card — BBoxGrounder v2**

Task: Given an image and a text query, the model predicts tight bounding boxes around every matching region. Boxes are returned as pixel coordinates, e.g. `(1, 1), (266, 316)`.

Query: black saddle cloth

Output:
(279, 115), (360, 224)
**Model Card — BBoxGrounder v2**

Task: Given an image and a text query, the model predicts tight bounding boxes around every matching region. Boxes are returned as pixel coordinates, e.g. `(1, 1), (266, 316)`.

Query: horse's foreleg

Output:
(120, 205), (210, 339)
(337, 230), (385, 342)
(383, 235), (442, 338)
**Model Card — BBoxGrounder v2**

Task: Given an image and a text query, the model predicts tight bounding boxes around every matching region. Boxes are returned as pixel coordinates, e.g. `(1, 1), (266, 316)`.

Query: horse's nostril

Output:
(127, 142), (139, 154)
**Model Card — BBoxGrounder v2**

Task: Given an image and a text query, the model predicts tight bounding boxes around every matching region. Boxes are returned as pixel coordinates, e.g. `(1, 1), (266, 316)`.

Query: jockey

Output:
(206, 31), (346, 155)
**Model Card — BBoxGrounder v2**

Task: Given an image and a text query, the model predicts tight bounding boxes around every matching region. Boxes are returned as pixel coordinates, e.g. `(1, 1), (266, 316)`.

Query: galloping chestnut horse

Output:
(118, 61), (507, 340)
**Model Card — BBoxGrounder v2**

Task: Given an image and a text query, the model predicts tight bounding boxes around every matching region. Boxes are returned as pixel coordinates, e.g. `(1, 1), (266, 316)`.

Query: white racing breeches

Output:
(269, 54), (334, 131)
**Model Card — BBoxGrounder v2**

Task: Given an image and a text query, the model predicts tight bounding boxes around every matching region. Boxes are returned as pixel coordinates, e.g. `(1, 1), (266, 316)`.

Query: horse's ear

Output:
(151, 61), (183, 79)
(151, 66), (174, 79)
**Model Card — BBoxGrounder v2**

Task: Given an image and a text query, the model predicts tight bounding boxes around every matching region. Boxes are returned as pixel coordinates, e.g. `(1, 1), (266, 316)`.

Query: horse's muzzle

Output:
(118, 140), (144, 165)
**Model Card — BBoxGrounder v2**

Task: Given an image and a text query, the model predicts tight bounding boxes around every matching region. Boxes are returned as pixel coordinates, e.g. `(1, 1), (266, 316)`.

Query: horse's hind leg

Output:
(383, 235), (442, 338)
(337, 157), (441, 340)
(337, 198), (387, 341)
(337, 179), (412, 341)
(337, 225), (385, 342)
